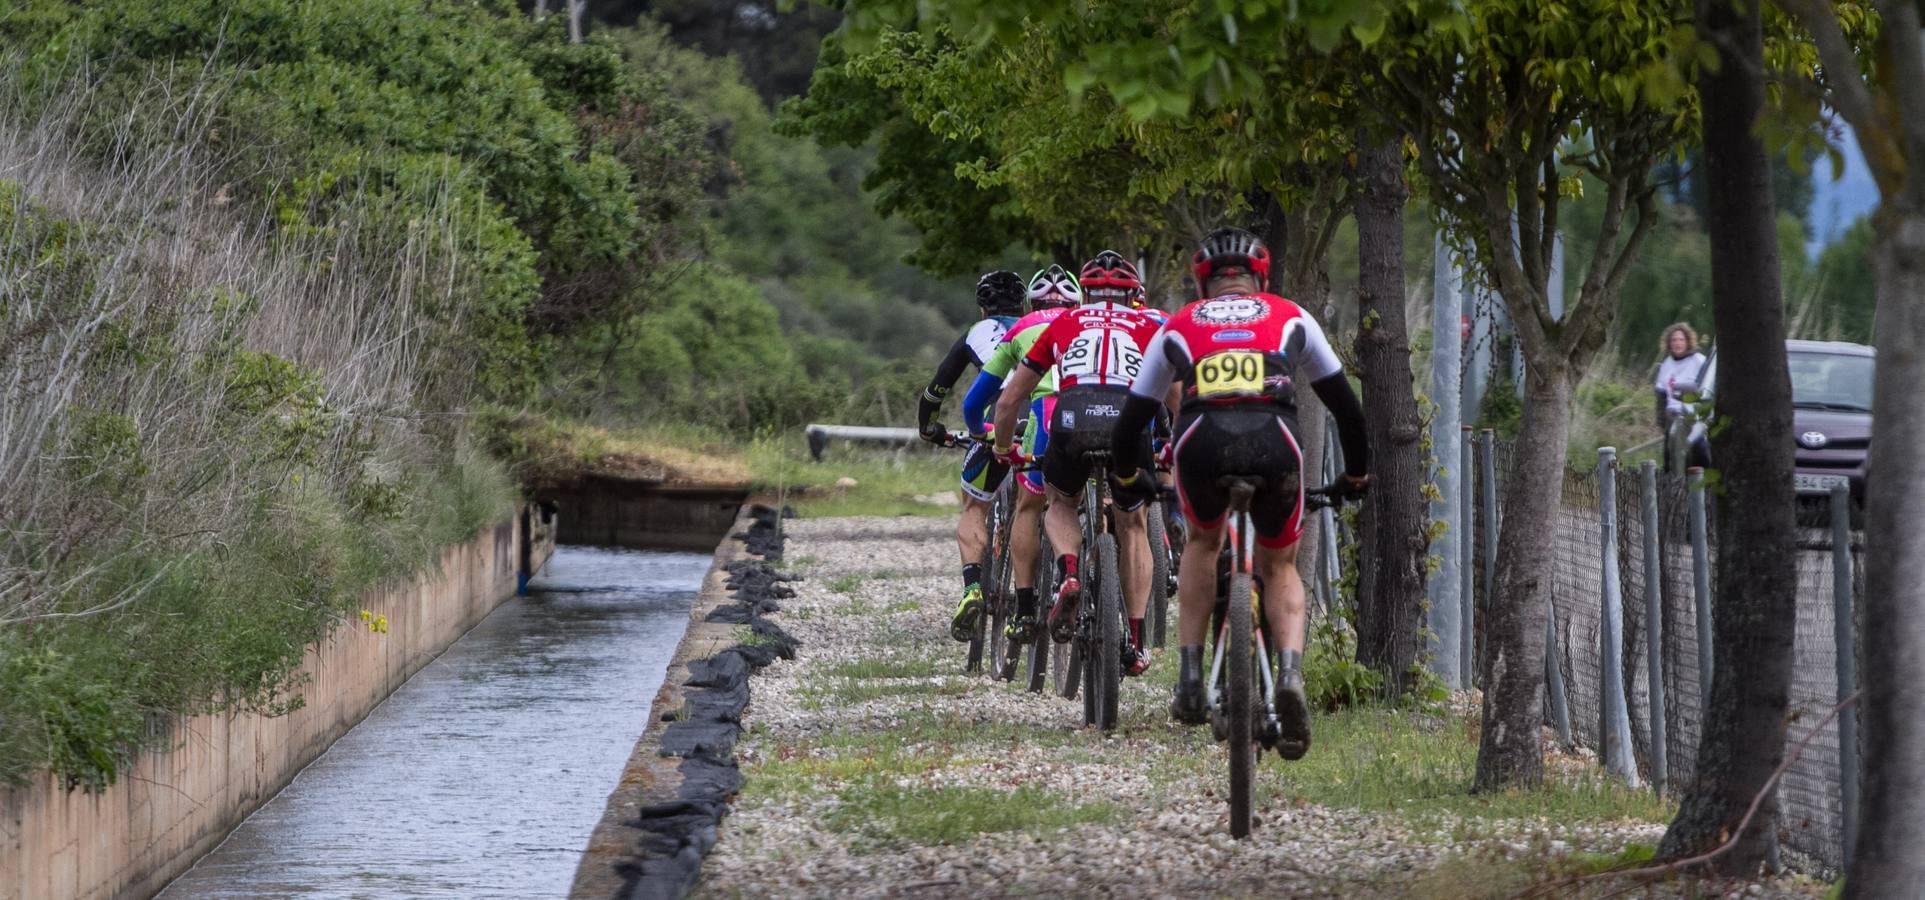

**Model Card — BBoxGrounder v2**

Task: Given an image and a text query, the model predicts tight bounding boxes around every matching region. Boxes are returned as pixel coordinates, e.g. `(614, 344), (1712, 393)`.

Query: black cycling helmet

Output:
(1026, 265), (1082, 309)
(1192, 227), (1272, 294)
(976, 270), (1027, 315)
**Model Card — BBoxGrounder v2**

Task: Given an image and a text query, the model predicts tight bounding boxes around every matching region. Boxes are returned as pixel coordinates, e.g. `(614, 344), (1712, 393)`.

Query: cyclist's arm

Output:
(918, 335), (975, 431)
(1311, 374), (1369, 478)
(993, 365), (1043, 450)
(1111, 329), (1183, 473)
(960, 369), (1004, 437)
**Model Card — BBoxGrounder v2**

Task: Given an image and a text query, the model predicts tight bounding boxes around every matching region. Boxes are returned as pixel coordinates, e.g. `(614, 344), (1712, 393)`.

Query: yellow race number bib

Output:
(1195, 350), (1265, 398)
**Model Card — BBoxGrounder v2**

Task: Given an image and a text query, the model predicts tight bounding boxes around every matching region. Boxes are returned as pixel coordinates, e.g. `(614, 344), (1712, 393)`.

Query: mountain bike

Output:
(978, 474), (1015, 677)
(1046, 449), (1128, 731)
(1208, 480), (1344, 838)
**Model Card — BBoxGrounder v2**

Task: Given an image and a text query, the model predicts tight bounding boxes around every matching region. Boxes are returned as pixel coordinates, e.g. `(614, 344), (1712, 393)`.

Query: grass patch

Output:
(825, 778), (1116, 848)
(743, 746), (967, 801)
(487, 418), (959, 518)
(801, 677), (972, 710)
(1270, 707), (1674, 827)
(1384, 841), (1665, 899)
(744, 435), (959, 518)
(827, 573), (865, 594)
(823, 657), (942, 680)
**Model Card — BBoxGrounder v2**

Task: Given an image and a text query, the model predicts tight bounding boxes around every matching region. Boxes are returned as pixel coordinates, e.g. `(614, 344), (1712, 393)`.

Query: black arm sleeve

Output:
(918, 336), (975, 429)
(1109, 393), (1162, 475)
(1310, 373), (1370, 478)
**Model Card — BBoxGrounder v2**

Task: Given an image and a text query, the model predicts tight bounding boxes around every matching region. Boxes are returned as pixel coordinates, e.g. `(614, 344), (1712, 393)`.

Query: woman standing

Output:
(1656, 322), (1710, 470)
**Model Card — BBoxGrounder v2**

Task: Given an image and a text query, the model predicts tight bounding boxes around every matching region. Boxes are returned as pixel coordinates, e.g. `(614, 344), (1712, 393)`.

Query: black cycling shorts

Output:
(1173, 405), (1304, 547)
(1044, 385), (1154, 510)
(959, 440), (1010, 502)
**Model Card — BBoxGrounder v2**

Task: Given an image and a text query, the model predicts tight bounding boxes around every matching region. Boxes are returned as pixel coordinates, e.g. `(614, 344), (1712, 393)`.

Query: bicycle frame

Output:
(1204, 483), (1280, 738)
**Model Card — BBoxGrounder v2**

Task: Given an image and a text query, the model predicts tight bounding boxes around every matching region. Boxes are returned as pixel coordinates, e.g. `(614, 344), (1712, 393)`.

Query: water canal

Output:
(159, 546), (709, 899)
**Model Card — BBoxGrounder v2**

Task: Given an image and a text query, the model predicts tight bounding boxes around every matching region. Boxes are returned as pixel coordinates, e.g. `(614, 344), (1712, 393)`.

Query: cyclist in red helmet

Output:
(993, 250), (1166, 676)
(1109, 227), (1370, 759)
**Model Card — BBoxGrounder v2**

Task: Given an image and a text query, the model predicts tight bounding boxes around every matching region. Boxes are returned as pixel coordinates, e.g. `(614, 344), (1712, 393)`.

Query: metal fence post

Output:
(1688, 467), (1713, 702)
(1640, 460), (1667, 795)
(1545, 602), (1573, 747)
(1597, 448), (1640, 786)
(1461, 426), (1476, 689)
(1480, 429), (1499, 685)
(1832, 484), (1859, 866)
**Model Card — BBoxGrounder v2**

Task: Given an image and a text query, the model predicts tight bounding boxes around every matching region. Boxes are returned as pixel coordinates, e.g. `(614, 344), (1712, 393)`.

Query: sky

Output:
(1807, 118), (1880, 257)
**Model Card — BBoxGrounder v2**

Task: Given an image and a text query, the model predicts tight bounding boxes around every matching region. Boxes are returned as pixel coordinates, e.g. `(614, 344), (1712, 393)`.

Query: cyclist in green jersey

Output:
(953, 266), (1080, 643)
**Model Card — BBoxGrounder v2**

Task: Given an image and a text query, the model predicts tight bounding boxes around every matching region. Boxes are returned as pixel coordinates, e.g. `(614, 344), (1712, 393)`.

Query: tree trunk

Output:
(1850, 201), (1925, 892)
(1352, 139), (1432, 695)
(1278, 204), (1335, 592)
(1659, 0), (1797, 874)
(1474, 360), (1572, 790)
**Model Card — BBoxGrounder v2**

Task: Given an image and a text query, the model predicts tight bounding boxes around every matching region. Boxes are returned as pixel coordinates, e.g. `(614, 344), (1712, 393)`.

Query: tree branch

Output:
(1774, 0), (1905, 191)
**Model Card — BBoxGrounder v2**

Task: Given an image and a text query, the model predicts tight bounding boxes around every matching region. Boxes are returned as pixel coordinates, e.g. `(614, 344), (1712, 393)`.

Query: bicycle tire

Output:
(1227, 570), (1256, 839)
(966, 549), (987, 673)
(988, 486), (1014, 680)
(1056, 638), (1080, 700)
(1094, 534), (1122, 730)
(1148, 501), (1170, 649)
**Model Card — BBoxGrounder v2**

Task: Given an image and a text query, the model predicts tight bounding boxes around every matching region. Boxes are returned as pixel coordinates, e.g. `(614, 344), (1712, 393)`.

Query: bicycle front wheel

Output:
(1227, 570), (1256, 839)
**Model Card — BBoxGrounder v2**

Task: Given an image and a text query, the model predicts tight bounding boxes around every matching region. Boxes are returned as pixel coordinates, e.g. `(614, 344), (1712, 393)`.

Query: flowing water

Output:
(158, 546), (709, 899)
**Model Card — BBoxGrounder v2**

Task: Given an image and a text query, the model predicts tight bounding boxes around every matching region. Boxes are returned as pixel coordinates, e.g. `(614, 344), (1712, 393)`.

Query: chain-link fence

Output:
(1464, 431), (1860, 872)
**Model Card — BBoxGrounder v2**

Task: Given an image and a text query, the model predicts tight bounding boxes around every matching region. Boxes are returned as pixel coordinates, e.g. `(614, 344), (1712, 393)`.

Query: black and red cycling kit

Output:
(1020, 301), (1164, 505)
(1110, 292), (1368, 547)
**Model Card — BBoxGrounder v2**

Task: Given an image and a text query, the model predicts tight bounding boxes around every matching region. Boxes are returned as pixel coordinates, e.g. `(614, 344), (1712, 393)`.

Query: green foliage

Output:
(1306, 613), (1384, 712)
(1800, 215), (1876, 343)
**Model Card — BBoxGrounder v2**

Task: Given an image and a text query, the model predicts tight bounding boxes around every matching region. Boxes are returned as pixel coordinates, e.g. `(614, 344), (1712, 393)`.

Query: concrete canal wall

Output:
(0, 506), (557, 900)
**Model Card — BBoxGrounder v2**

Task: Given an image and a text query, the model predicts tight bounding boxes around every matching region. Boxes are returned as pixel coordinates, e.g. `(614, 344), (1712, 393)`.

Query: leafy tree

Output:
(1364, 0), (1700, 790)
(1656, 0), (1798, 875)
(1767, 0), (1925, 889)
(811, 2), (1440, 693)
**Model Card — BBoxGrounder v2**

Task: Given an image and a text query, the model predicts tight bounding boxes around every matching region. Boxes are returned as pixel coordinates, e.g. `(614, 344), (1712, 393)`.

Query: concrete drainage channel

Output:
(572, 504), (797, 900)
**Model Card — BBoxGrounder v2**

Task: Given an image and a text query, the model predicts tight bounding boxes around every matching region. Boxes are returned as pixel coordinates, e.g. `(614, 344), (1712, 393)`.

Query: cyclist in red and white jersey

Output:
(1110, 227), (1370, 759)
(992, 251), (1165, 675)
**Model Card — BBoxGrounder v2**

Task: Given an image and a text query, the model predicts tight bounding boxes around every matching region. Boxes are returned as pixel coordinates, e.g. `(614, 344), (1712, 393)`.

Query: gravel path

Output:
(695, 516), (1829, 899)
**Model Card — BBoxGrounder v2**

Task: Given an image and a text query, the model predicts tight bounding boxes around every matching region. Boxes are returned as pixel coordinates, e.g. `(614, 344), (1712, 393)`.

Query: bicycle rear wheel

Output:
(1227, 570), (1256, 839)
(1094, 533), (1122, 730)
(1026, 531), (1053, 693)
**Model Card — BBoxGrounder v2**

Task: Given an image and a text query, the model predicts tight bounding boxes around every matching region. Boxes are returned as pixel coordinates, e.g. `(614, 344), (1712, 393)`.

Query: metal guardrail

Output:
(804, 424), (923, 461)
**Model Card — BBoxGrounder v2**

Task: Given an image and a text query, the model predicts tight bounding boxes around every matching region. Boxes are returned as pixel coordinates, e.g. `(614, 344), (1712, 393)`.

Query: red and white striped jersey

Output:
(1021, 301), (1164, 390)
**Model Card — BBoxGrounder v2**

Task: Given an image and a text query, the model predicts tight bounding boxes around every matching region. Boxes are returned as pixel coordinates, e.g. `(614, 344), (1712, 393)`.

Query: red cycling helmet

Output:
(1191, 227), (1271, 293)
(1079, 250), (1143, 303)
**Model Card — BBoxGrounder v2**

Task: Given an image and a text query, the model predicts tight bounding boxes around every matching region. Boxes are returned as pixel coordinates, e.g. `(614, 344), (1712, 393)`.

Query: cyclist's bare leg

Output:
(957, 493), (990, 566)
(1011, 486), (1046, 590)
(1177, 519), (1227, 647)
(1116, 504), (1150, 620)
(1043, 484), (1083, 561)
(1253, 540), (1304, 653)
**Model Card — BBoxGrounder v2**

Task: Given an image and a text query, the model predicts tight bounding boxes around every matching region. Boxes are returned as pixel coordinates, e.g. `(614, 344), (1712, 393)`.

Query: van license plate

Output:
(1794, 473), (1849, 494)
